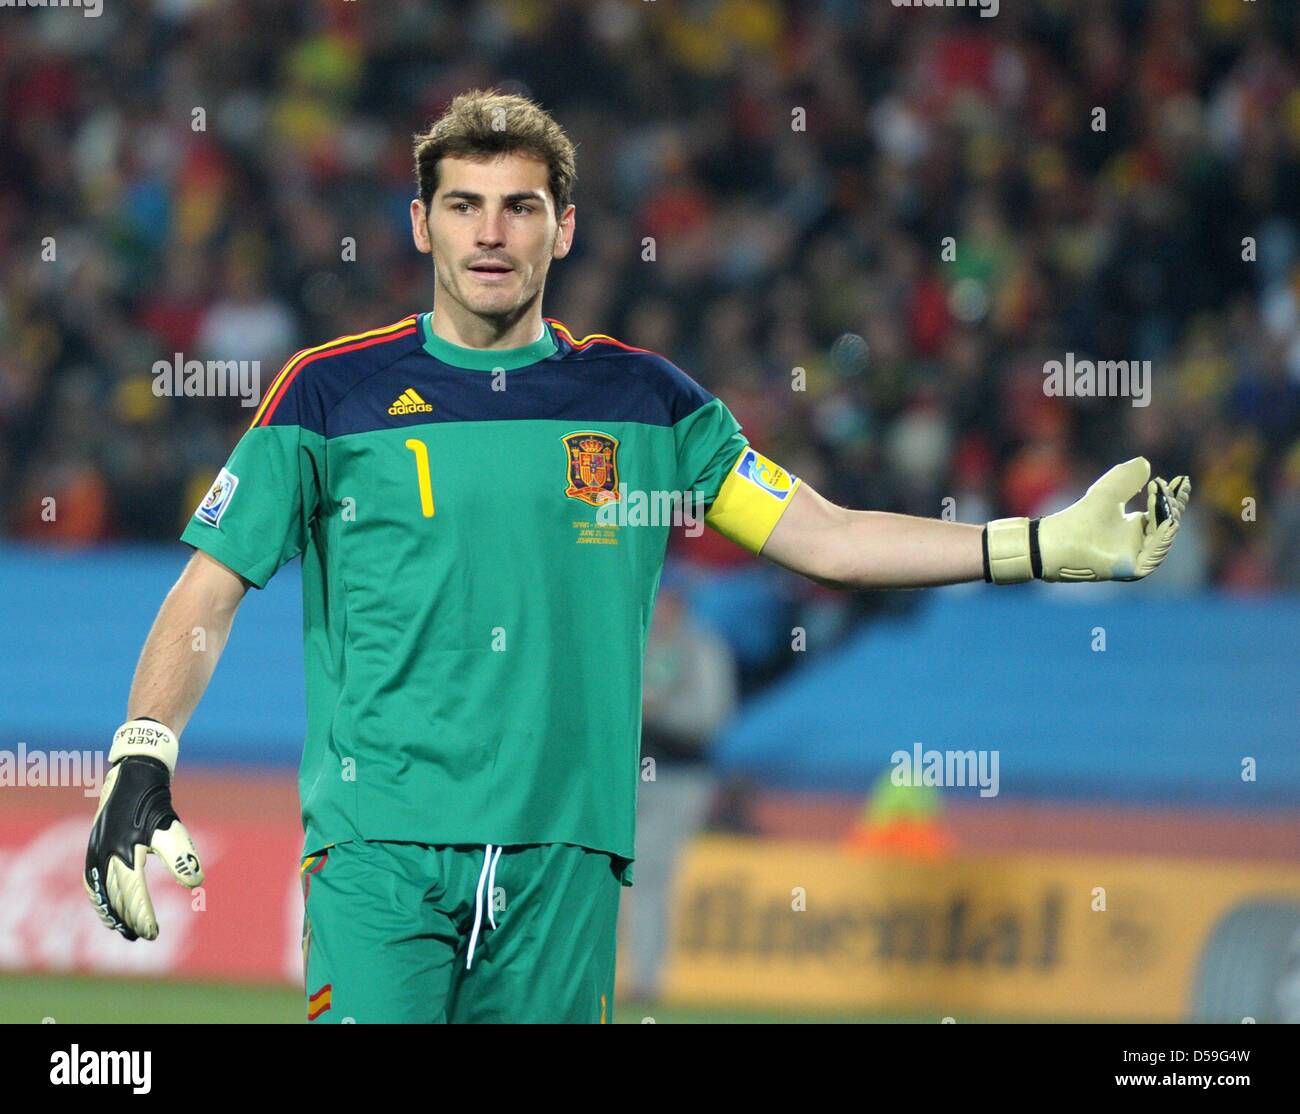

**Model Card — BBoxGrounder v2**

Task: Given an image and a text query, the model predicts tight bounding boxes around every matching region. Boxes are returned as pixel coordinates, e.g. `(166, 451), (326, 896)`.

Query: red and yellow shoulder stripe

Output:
(545, 318), (651, 356)
(248, 316), (419, 429)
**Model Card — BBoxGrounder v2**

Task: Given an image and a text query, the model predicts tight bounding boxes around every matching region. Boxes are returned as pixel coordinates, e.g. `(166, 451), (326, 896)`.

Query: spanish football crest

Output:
(562, 431), (621, 506)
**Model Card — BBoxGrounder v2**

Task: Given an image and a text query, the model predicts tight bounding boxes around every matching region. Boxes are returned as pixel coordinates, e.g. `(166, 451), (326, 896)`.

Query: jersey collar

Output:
(419, 311), (557, 371)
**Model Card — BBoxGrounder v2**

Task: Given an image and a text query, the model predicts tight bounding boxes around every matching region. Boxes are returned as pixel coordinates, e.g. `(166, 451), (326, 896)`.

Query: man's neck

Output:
(419, 311), (556, 372)
(428, 303), (546, 349)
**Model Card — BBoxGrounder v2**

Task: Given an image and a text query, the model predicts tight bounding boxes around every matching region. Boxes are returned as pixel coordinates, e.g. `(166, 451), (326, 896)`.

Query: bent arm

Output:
(126, 549), (251, 732)
(758, 482), (984, 590)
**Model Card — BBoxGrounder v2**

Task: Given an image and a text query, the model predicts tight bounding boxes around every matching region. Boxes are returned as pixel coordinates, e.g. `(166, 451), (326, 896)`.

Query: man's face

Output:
(411, 153), (574, 321)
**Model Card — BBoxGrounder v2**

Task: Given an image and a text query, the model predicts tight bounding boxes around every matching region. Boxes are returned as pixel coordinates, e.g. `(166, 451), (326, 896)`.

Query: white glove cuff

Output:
(984, 517), (1036, 585)
(109, 719), (179, 776)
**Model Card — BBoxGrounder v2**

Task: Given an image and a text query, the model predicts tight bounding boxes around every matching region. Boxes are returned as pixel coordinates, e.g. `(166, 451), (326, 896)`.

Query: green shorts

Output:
(300, 840), (623, 1023)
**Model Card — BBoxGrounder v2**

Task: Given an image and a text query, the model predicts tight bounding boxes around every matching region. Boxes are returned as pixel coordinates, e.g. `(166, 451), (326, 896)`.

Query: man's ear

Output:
(410, 198), (432, 254)
(552, 203), (575, 260)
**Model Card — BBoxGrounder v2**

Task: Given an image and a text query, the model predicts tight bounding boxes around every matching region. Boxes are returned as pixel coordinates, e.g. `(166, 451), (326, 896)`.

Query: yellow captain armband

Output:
(704, 447), (802, 554)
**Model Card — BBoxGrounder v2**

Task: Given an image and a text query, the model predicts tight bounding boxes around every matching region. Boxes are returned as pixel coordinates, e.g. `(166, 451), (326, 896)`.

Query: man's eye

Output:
(511, 204), (532, 215)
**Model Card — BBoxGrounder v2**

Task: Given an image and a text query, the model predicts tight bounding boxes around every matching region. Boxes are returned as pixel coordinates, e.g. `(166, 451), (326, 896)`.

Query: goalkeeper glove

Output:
(983, 457), (1191, 584)
(84, 718), (204, 941)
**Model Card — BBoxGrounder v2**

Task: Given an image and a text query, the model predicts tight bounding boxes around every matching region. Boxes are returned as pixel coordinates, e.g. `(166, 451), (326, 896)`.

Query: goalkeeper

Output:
(84, 89), (1191, 1023)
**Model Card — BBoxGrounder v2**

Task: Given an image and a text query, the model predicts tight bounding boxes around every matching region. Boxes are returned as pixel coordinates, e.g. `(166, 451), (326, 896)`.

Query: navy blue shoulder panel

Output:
(253, 317), (424, 436)
(324, 332), (720, 438)
(550, 330), (717, 424)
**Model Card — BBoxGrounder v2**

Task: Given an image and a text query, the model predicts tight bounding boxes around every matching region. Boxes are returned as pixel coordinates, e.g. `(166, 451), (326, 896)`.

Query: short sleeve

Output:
(180, 379), (324, 588)
(674, 396), (801, 554)
(674, 396), (749, 506)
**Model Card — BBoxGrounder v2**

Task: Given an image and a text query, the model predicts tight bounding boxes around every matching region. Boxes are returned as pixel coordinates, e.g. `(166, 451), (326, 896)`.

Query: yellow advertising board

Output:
(660, 837), (1300, 1020)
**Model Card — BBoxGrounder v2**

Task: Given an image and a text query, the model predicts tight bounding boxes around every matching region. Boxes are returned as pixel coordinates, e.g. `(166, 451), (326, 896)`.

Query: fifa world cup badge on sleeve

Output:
(735, 448), (796, 500)
(195, 467), (239, 527)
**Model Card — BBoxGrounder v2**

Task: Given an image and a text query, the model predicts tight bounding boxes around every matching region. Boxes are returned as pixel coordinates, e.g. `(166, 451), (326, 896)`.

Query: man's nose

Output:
(476, 213), (506, 246)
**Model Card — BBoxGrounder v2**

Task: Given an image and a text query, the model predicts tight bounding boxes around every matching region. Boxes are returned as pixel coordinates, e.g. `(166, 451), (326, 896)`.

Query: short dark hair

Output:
(413, 88), (577, 214)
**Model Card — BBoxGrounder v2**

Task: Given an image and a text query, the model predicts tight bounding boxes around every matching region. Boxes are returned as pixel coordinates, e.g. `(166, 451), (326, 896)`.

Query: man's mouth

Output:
(469, 262), (512, 274)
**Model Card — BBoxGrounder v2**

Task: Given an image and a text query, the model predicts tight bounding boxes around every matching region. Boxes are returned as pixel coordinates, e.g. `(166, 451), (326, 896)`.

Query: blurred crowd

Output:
(3, 0), (1300, 600)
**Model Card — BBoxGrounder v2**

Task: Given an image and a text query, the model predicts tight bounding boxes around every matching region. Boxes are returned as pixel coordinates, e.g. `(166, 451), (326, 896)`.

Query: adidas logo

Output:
(389, 388), (433, 415)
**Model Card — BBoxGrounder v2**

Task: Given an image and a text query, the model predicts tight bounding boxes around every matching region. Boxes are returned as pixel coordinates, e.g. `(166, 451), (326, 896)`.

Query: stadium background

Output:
(2, 0), (1299, 1022)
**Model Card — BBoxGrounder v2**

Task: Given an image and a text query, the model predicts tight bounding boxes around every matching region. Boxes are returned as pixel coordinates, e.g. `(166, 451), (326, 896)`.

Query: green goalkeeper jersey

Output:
(181, 312), (801, 882)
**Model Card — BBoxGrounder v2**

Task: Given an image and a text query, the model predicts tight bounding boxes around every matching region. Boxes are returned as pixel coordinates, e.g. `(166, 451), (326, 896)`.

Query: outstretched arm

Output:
(760, 482), (984, 589)
(751, 458), (1190, 590)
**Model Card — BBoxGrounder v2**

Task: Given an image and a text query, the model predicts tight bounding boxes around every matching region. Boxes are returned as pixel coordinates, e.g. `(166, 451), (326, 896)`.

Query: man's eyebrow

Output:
(441, 189), (547, 204)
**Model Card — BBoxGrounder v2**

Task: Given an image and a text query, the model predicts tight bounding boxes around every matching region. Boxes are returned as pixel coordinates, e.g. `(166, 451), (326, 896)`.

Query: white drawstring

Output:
(466, 844), (504, 970)
(486, 845), (502, 929)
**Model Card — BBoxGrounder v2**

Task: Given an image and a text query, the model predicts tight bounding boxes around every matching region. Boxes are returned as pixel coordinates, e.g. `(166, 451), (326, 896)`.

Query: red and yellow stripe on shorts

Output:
(300, 850), (329, 900)
(307, 983), (332, 1021)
